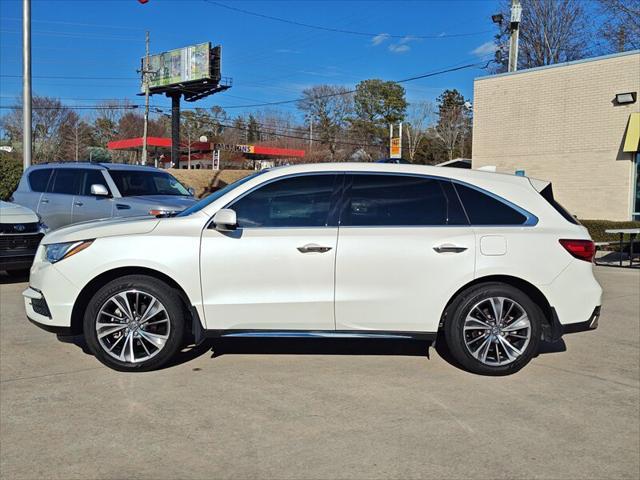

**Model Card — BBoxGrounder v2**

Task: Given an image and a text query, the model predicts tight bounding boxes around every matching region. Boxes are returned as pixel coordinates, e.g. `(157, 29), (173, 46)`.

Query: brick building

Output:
(472, 51), (640, 221)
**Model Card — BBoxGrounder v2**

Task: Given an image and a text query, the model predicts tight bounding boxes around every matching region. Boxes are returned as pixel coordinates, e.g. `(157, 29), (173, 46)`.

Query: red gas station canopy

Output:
(107, 137), (305, 158)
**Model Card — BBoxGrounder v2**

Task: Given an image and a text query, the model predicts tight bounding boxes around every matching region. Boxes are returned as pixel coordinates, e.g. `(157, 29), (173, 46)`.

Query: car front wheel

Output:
(444, 282), (542, 376)
(83, 275), (185, 372)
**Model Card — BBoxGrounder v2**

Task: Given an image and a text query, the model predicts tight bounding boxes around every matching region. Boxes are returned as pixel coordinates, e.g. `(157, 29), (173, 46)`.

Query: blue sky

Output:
(0, 0), (501, 119)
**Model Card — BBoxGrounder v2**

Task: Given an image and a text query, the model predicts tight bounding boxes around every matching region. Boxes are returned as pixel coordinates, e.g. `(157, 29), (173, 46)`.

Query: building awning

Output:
(623, 113), (640, 153)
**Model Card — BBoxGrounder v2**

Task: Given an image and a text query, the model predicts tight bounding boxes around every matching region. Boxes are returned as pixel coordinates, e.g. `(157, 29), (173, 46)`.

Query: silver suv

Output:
(12, 163), (196, 230)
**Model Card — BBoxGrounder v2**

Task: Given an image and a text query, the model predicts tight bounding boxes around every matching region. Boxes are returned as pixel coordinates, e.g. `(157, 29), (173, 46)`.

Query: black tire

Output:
(83, 275), (185, 372)
(443, 282), (542, 376)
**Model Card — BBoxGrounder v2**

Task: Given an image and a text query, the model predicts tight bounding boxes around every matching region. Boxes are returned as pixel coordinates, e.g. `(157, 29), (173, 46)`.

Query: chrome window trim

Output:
(213, 170), (538, 230)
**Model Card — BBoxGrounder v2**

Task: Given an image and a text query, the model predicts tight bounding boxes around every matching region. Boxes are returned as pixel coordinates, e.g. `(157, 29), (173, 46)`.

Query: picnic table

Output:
(605, 228), (640, 267)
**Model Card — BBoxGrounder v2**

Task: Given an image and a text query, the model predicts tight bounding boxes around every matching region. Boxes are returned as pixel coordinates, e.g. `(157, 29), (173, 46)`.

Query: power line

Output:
(1, 60), (491, 114)
(195, 61), (492, 109)
(1, 74), (137, 80)
(204, 1), (493, 39)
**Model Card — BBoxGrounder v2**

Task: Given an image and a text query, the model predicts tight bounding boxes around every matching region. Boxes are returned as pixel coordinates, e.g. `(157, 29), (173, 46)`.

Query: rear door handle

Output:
(116, 204), (131, 210)
(297, 244), (333, 254)
(73, 201), (83, 207)
(40, 198), (49, 204)
(433, 245), (468, 254)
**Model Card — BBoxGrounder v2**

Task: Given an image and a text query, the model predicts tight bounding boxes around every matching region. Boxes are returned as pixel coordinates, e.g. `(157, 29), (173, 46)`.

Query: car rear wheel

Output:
(443, 282), (542, 376)
(83, 275), (185, 372)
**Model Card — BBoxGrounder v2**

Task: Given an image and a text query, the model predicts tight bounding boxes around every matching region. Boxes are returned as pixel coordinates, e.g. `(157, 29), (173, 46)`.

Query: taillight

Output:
(559, 239), (595, 262)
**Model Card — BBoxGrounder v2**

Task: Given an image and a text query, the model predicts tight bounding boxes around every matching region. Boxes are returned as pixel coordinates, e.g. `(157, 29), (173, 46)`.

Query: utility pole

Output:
(22, 0), (32, 170)
(309, 122), (313, 150)
(141, 31), (150, 165)
(508, 0), (522, 72)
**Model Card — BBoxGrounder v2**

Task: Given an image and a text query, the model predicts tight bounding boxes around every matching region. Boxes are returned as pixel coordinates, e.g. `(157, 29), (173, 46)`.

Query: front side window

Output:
(108, 170), (190, 197)
(29, 169), (52, 192)
(81, 170), (110, 196)
(341, 174), (467, 227)
(453, 182), (528, 225)
(230, 174), (338, 228)
(49, 169), (82, 195)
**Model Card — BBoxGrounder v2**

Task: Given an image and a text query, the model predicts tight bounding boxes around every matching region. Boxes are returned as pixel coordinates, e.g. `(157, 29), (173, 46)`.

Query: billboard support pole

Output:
(170, 93), (180, 169)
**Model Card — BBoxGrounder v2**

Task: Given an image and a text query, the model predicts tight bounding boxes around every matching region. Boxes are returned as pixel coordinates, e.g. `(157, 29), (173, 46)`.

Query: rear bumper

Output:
(547, 306), (600, 342)
(562, 306), (601, 334)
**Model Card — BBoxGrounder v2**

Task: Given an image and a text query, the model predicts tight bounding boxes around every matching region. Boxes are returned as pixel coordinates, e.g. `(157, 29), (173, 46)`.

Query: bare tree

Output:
(298, 85), (353, 160)
(493, 0), (592, 71)
(404, 101), (436, 162)
(61, 111), (93, 161)
(0, 96), (77, 163)
(597, 0), (640, 51)
(434, 90), (472, 161)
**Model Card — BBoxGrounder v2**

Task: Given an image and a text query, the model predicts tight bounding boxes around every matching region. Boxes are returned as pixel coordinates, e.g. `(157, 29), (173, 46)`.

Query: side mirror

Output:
(90, 184), (109, 196)
(212, 208), (237, 231)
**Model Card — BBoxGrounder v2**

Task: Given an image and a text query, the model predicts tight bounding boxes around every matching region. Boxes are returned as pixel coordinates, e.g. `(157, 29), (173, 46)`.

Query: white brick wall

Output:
(472, 52), (640, 221)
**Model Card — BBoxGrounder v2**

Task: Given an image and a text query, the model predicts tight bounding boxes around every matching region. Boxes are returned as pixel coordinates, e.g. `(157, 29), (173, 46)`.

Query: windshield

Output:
(109, 170), (191, 197)
(177, 171), (264, 217)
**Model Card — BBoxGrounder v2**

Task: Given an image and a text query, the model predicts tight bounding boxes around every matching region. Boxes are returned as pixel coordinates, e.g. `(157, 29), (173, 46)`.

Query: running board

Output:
(205, 330), (436, 341)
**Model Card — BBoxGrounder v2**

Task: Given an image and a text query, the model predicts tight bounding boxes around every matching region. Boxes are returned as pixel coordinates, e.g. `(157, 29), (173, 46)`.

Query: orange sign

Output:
(390, 137), (401, 158)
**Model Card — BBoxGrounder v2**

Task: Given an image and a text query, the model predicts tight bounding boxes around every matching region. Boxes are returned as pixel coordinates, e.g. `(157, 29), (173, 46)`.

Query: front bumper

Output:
(23, 255), (80, 331)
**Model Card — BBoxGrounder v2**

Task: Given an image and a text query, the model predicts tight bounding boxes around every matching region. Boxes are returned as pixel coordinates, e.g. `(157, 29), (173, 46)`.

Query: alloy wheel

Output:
(463, 296), (531, 366)
(95, 290), (171, 364)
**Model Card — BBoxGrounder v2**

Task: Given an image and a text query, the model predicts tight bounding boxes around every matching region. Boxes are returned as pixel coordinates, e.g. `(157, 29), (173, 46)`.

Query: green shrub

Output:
(0, 156), (23, 201)
(579, 219), (640, 243)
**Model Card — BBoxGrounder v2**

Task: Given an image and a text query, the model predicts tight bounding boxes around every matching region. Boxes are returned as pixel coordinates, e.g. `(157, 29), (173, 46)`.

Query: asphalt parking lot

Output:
(1, 266), (638, 480)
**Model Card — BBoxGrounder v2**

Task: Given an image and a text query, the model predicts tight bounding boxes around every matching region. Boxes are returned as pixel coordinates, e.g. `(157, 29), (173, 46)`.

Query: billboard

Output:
(143, 42), (211, 92)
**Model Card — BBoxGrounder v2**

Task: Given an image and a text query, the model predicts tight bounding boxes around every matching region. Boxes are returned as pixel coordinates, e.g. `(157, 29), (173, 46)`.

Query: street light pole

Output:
(508, 0), (522, 72)
(141, 31), (150, 165)
(22, 0), (32, 170)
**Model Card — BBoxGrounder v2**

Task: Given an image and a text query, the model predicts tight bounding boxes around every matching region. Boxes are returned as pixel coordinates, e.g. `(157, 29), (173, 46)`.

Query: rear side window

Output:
(28, 169), (52, 192)
(453, 182), (527, 225)
(230, 174), (338, 228)
(342, 174), (467, 227)
(539, 184), (579, 224)
(49, 169), (82, 195)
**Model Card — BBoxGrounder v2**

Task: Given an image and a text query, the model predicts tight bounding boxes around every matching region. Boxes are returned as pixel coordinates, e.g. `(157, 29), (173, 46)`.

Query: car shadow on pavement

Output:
(57, 333), (566, 371)
(207, 337), (432, 359)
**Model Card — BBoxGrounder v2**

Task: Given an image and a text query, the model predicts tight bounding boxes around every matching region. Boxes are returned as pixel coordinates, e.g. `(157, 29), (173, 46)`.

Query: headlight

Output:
(45, 240), (93, 263)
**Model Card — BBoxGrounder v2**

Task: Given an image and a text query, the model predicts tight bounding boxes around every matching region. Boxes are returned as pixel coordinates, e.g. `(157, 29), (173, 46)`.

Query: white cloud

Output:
(389, 43), (410, 53)
(371, 33), (390, 46)
(471, 41), (496, 57)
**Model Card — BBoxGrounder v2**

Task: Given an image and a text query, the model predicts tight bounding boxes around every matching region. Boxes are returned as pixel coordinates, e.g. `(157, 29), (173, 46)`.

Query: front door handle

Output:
(297, 244), (333, 254)
(433, 245), (468, 254)
(74, 201), (83, 207)
(40, 198), (49, 204)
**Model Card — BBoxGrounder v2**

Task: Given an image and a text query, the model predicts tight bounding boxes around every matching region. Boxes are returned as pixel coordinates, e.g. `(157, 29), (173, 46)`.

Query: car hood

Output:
(42, 215), (160, 245)
(124, 195), (197, 209)
(0, 200), (39, 223)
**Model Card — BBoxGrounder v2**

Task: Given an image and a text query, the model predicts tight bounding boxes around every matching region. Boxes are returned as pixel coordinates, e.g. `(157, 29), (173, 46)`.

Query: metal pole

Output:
(399, 122), (403, 159)
(508, 0), (521, 72)
(141, 31), (150, 165)
(170, 93), (180, 169)
(22, 0), (32, 170)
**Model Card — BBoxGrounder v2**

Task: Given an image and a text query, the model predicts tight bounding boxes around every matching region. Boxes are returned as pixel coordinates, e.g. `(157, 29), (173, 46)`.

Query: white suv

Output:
(23, 163), (602, 375)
